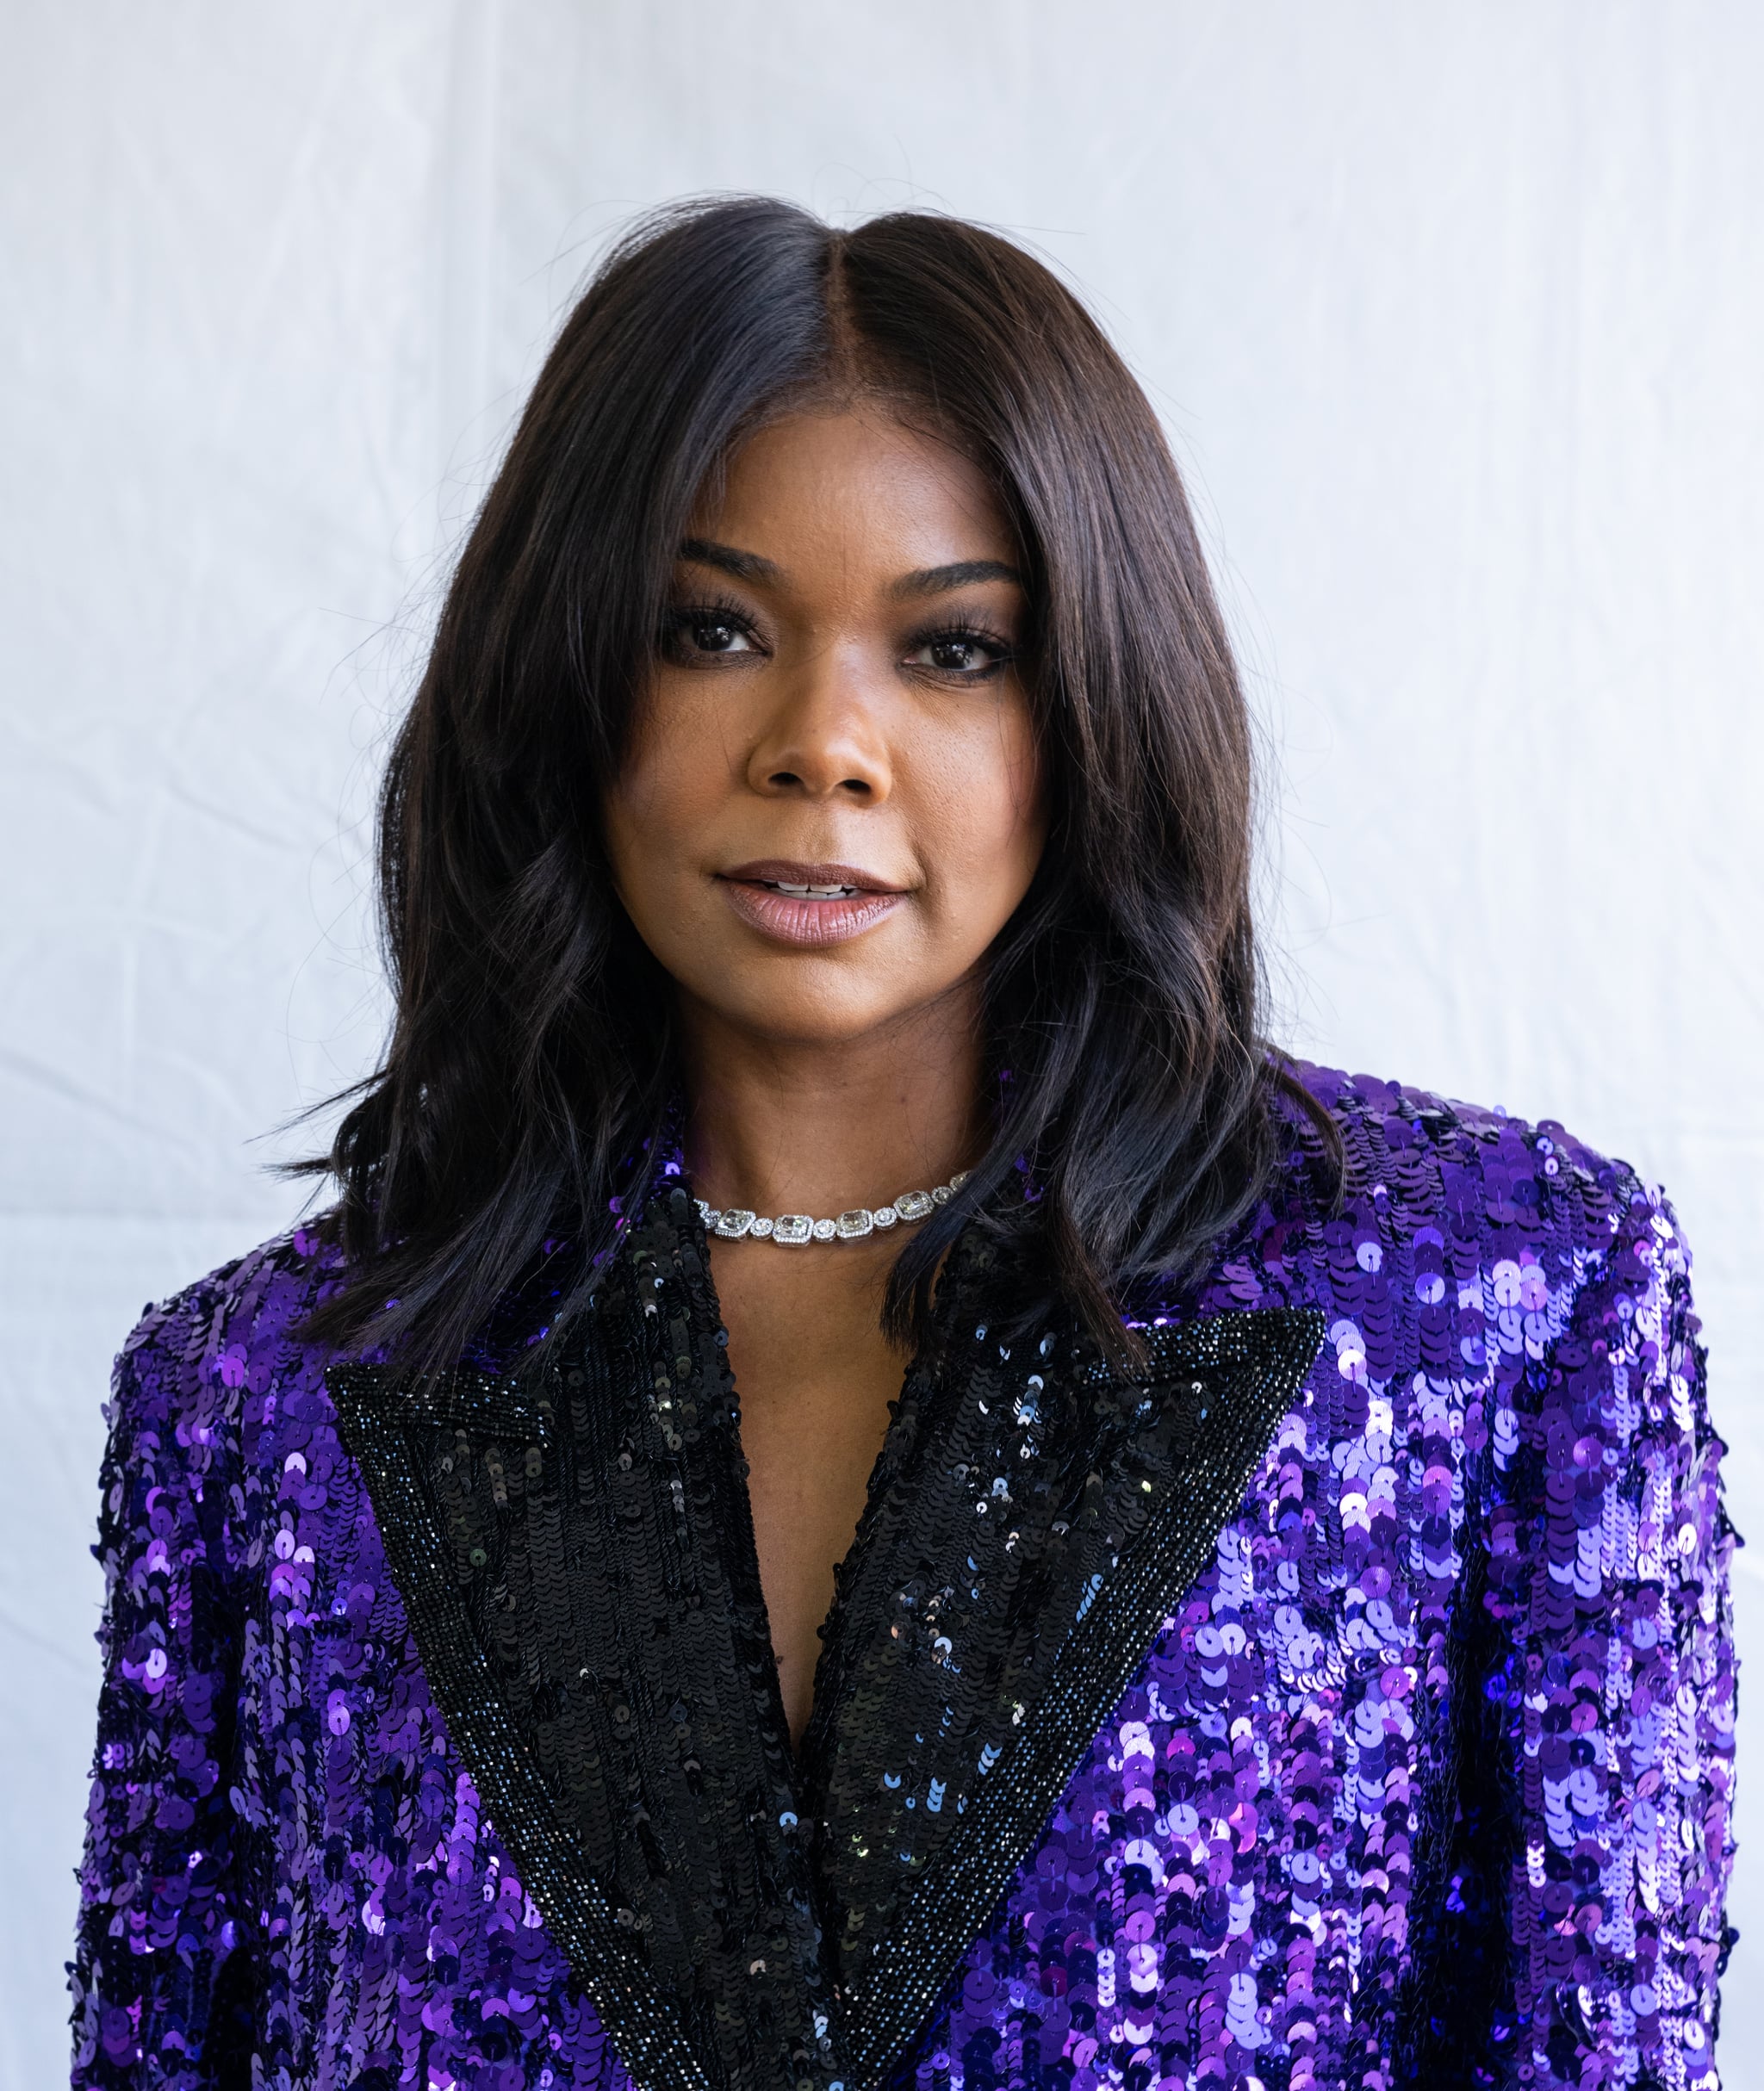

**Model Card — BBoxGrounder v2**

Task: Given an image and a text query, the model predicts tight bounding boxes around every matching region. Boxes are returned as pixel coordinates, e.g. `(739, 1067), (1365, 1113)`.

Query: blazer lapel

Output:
(328, 1191), (839, 2091)
(328, 1188), (1323, 2091)
(799, 1275), (1325, 2084)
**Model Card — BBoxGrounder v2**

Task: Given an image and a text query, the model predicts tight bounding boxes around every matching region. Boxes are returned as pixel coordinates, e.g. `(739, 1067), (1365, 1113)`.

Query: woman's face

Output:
(603, 406), (1047, 1050)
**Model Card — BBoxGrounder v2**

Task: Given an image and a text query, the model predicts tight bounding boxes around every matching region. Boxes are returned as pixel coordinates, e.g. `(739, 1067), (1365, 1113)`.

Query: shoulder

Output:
(93, 1224), (347, 1629)
(109, 1220), (345, 1460)
(1188, 1057), (1701, 1454)
(1263, 1053), (1687, 1281)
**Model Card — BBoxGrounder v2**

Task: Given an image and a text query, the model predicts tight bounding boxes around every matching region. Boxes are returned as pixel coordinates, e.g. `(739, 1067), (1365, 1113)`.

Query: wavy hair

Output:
(296, 195), (1331, 1369)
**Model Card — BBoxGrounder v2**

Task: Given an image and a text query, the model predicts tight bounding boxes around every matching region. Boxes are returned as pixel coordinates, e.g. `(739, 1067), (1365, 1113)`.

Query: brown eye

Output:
(904, 630), (1012, 677)
(664, 606), (761, 660)
(686, 616), (755, 655)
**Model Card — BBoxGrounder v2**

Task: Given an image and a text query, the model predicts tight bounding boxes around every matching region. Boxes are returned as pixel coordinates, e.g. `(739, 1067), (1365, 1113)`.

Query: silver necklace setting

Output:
(695, 1170), (971, 1247)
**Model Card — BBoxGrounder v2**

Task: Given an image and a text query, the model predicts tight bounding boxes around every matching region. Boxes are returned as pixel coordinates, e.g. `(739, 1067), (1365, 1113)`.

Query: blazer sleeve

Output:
(1476, 1180), (1737, 2088)
(70, 1286), (252, 2088)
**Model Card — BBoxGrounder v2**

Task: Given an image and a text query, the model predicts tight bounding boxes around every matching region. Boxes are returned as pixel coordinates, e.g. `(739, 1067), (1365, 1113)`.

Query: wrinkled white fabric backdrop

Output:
(5, 3), (1761, 2082)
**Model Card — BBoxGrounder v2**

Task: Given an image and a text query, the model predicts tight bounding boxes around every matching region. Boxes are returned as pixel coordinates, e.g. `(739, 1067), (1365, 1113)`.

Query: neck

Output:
(677, 982), (984, 1219)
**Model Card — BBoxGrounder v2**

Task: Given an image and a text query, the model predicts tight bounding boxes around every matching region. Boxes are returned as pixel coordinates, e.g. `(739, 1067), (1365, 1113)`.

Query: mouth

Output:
(717, 859), (907, 946)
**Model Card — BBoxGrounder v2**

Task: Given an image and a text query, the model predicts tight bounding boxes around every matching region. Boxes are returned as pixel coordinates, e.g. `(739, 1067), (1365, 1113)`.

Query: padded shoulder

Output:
(112, 1220), (345, 1447)
(1271, 1055), (1656, 1269)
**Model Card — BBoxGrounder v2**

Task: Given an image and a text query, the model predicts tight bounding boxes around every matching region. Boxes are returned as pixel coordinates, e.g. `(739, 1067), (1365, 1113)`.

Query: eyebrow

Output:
(676, 539), (1025, 599)
(677, 537), (781, 585)
(889, 558), (1026, 599)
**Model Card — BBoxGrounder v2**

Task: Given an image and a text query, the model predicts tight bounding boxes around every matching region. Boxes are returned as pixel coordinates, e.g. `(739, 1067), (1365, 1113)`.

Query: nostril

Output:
(839, 779), (873, 797)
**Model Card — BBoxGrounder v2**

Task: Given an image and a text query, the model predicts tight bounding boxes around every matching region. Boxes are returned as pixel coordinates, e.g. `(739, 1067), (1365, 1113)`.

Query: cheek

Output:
(602, 782), (693, 955)
(920, 703), (1047, 908)
(605, 695), (726, 884)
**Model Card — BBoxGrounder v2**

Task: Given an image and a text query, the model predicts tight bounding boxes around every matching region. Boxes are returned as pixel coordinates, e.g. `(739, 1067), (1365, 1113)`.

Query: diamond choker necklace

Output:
(695, 1170), (971, 1247)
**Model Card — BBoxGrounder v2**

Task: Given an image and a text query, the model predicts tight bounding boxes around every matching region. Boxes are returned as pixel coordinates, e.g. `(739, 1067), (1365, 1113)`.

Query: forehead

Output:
(692, 407), (1016, 574)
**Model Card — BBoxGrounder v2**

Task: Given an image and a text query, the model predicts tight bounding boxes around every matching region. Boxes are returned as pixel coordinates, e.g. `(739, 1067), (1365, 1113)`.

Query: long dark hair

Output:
(296, 195), (1327, 1369)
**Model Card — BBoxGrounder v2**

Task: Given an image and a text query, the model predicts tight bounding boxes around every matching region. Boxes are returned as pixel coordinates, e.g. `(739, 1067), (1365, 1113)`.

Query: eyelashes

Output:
(658, 593), (1021, 679)
(904, 618), (1020, 677)
(658, 591), (759, 660)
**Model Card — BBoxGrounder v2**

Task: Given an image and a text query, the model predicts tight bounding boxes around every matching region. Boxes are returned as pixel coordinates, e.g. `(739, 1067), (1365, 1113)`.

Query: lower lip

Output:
(718, 879), (904, 946)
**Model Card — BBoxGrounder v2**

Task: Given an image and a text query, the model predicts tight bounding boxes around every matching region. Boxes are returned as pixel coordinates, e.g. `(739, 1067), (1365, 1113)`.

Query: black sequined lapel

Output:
(329, 1188), (1323, 2091)
(796, 1268), (1325, 2082)
(328, 1194), (841, 2091)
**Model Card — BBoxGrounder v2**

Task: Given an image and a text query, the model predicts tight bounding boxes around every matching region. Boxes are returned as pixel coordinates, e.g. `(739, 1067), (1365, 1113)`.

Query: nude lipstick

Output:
(717, 859), (905, 946)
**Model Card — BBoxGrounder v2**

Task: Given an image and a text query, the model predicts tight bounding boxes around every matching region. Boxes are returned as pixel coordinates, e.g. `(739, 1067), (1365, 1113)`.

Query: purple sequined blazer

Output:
(70, 1064), (1736, 2091)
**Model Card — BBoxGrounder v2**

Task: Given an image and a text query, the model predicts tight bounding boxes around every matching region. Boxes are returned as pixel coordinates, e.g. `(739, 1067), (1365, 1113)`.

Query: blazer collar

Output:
(328, 1188), (1323, 2091)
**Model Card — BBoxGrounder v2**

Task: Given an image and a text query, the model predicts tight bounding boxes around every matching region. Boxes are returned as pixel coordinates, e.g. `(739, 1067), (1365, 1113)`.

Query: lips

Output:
(717, 859), (906, 946)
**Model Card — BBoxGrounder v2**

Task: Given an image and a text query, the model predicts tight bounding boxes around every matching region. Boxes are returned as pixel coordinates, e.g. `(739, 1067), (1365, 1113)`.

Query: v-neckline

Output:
(689, 1192), (972, 1796)
(327, 1180), (1326, 2091)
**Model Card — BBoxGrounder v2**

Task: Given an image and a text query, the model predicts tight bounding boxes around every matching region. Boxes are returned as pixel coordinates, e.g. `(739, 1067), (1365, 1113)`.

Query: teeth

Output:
(771, 881), (857, 898)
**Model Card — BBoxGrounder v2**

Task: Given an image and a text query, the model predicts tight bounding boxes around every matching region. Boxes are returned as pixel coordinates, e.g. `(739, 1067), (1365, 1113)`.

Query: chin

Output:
(714, 992), (918, 1051)
(671, 934), (982, 1053)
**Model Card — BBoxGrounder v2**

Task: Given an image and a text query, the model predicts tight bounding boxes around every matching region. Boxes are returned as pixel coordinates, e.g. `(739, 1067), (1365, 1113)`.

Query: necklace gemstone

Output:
(696, 1171), (970, 1246)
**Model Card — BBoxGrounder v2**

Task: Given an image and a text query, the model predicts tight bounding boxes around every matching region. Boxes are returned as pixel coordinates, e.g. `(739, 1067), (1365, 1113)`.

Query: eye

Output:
(663, 603), (762, 661)
(686, 616), (755, 655)
(904, 626), (1016, 679)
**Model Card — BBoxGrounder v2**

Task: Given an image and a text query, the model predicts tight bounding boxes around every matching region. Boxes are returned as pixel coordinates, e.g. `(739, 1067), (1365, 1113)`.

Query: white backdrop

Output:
(5, 4), (1761, 2084)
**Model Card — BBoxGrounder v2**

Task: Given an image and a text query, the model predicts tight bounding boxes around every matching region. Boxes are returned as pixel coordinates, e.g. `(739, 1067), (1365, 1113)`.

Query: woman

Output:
(71, 199), (1735, 2091)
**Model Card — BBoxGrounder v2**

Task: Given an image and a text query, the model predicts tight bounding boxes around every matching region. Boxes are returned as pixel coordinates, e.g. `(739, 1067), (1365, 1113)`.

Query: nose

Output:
(742, 648), (893, 804)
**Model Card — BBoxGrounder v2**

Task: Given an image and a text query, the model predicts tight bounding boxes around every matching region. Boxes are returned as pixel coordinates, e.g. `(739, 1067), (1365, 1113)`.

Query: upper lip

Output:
(718, 859), (904, 893)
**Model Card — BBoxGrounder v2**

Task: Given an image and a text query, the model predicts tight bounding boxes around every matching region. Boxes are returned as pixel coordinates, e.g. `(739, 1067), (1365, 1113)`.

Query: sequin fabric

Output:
(69, 1063), (1736, 2089)
(326, 1192), (1320, 2091)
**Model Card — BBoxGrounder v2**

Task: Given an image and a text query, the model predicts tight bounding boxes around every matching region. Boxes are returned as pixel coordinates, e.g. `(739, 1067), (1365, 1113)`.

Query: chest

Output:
(708, 1235), (909, 1743)
(233, 1297), (1461, 2091)
(313, 1196), (1331, 2089)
